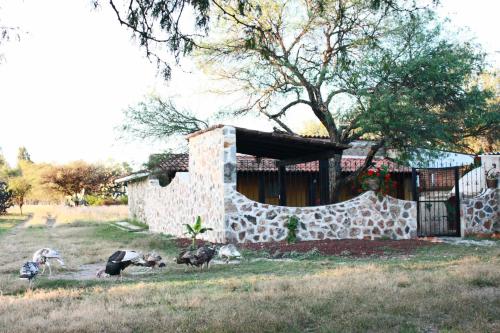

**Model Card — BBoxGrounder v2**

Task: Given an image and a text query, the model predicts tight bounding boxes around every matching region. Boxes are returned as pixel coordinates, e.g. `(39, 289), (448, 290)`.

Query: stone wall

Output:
(126, 126), (235, 243)
(461, 189), (499, 236)
(224, 190), (417, 243)
(127, 125), (418, 243)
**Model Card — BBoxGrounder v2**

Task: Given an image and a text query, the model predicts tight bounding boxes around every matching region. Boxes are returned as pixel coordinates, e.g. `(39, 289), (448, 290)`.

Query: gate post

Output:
(454, 167), (461, 237)
(278, 166), (287, 206)
(411, 168), (420, 236)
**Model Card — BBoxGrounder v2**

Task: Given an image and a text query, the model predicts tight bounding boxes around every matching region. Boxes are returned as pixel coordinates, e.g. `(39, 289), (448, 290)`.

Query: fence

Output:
(411, 161), (493, 236)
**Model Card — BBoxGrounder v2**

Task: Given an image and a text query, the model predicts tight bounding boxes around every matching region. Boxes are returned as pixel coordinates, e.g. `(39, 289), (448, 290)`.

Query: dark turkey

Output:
(191, 246), (217, 268)
(175, 246), (217, 269)
(96, 250), (147, 279)
(20, 261), (40, 288)
(175, 250), (196, 266)
(144, 251), (163, 268)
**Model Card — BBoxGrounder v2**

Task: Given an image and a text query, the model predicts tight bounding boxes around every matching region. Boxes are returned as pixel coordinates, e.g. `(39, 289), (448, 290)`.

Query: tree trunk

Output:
(328, 154), (344, 203)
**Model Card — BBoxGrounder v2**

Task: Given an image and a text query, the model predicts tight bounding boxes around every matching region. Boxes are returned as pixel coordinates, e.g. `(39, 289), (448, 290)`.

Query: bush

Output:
(286, 216), (299, 243)
(0, 181), (13, 215)
(84, 195), (128, 206)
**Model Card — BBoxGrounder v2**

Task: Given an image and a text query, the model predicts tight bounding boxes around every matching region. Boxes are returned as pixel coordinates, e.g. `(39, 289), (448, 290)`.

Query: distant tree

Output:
(0, 181), (12, 215)
(17, 147), (32, 163)
(299, 121), (328, 137)
(42, 161), (111, 205)
(42, 161), (130, 205)
(0, 150), (19, 182)
(8, 177), (32, 215)
(17, 160), (62, 204)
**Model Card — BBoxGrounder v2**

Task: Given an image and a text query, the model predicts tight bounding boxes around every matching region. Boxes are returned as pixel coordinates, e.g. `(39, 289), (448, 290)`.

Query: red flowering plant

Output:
(358, 165), (397, 196)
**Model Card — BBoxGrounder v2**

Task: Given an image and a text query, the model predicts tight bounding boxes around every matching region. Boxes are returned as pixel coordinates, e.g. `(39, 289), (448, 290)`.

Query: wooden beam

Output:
(258, 174), (266, 203)
(319, 160), (330, 205)
(308, 174), (318, 206)
(276, 150), (341, 167)
(279, 166), (287, 206)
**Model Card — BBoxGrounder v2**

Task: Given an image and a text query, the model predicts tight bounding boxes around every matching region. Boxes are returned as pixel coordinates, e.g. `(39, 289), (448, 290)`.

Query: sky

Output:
(0, 0), (499, 169)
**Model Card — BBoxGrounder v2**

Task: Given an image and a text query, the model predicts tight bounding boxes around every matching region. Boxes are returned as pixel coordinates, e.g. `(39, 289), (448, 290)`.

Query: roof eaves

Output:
(115, 171), (150, 184)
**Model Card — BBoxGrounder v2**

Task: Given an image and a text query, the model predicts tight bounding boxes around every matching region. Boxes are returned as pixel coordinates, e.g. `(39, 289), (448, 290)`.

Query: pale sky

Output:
(0, 0), (498, 169)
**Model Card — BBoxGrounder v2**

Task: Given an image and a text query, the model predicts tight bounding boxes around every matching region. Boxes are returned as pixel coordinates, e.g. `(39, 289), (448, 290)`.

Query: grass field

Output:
(6, 204), (128, 226)
(0, 211), (499, 332)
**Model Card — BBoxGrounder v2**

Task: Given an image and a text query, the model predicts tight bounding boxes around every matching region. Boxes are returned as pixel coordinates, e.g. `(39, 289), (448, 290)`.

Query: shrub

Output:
(286, 216), (299, 243)
(84, 195), (128, 206)
(358, 165), (396, 196)
(184, 216), (213, 248)
(118, 195), (128, 205)
(0, 181), (13, 215)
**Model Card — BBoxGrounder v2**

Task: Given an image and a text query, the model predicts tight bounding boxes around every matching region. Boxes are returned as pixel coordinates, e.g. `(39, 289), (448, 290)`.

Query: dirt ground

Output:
(176, 238), (434, 257)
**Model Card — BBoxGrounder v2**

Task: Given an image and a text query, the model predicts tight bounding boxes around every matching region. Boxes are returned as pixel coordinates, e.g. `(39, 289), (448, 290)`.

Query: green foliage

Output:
(84, 194), (128, 206)
(121, 95), (209, 141)
(42, 161), (129, 204)
(98, 0), (211, 80)
(286, 216), (299, 244)
(7, 176), (32, 214)
(0, 181), (13, 215)
(359, 166), (395, 196)
(184, 216), (213, 248)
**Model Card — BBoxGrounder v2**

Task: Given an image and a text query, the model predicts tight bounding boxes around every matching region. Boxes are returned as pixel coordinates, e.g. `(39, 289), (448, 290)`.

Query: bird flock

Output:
(19, 244), (242, 288)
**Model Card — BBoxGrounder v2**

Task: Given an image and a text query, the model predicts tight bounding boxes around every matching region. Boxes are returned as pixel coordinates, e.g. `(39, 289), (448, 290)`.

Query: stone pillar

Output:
(187, 125), (236, 243)
(481, 154), (500, 189)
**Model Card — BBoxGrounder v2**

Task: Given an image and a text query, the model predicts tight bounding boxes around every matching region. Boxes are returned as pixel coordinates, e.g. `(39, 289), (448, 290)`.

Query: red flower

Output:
(367, 170), (374, 176)
(376, 172), (380, 177)
(384, 174), (391, 180)
(392, 182), (397, 188)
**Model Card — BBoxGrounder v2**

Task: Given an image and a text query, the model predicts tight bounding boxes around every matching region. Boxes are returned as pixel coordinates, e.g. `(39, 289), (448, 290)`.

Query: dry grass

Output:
(7, 204), (128, 226)
(0, 220), (499, 333)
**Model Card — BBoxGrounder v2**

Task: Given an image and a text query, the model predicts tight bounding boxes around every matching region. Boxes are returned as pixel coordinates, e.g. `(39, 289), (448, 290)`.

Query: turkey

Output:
(218, 244), (242, 263)
(96, 250), (148, 280)
(175, 245), (217, 269)
(144, 251), (164, 268)
(19, 261), (40, 288)
(33, 248), (65, 276)
(175, 249), (196, 267)
(191, 245), (217, 269)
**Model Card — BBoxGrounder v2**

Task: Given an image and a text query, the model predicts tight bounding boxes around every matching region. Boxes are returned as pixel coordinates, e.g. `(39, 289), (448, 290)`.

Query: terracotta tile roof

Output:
(155, 153), (411, 173)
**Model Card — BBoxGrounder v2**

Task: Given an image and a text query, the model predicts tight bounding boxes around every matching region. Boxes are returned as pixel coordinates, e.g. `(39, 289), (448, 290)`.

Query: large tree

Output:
(110, 0), (497, 202)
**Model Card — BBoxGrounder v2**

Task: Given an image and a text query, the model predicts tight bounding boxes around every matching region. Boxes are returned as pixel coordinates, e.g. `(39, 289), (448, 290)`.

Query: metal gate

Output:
(412, 167), (461, 237)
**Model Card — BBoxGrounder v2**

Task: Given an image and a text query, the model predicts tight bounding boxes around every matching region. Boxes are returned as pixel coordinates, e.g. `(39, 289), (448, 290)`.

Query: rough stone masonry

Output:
(127, 125), (418, 243)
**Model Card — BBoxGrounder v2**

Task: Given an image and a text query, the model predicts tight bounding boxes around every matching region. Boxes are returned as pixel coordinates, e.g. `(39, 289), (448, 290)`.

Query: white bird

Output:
(218, 244), (242, 263)
(19, 261), (40, 288)
(33, 248), (65, 276)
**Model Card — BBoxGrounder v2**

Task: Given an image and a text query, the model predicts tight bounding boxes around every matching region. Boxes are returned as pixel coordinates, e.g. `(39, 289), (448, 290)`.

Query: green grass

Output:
(0, 213), (27, 236)
(0, 220), (498, 332)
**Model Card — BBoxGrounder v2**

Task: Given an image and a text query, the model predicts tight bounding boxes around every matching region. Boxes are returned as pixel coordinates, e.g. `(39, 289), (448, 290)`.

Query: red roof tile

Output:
(155, 154), (410, 173)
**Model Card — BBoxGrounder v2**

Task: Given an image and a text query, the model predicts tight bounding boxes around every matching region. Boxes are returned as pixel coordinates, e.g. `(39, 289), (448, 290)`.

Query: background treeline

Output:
(0, 147), (130, 214)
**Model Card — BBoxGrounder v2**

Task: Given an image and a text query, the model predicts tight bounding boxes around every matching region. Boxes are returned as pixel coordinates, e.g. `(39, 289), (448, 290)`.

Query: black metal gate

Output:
(412, 167), (461, 237)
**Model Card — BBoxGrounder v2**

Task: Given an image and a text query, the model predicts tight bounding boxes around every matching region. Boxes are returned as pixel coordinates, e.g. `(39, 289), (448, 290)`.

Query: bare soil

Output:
(176, 238), (434, 257)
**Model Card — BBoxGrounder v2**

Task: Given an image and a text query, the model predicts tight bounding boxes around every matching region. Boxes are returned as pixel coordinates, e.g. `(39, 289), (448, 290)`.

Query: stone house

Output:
(118, 125), (418, 243)
(117, 126), (498, 242)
